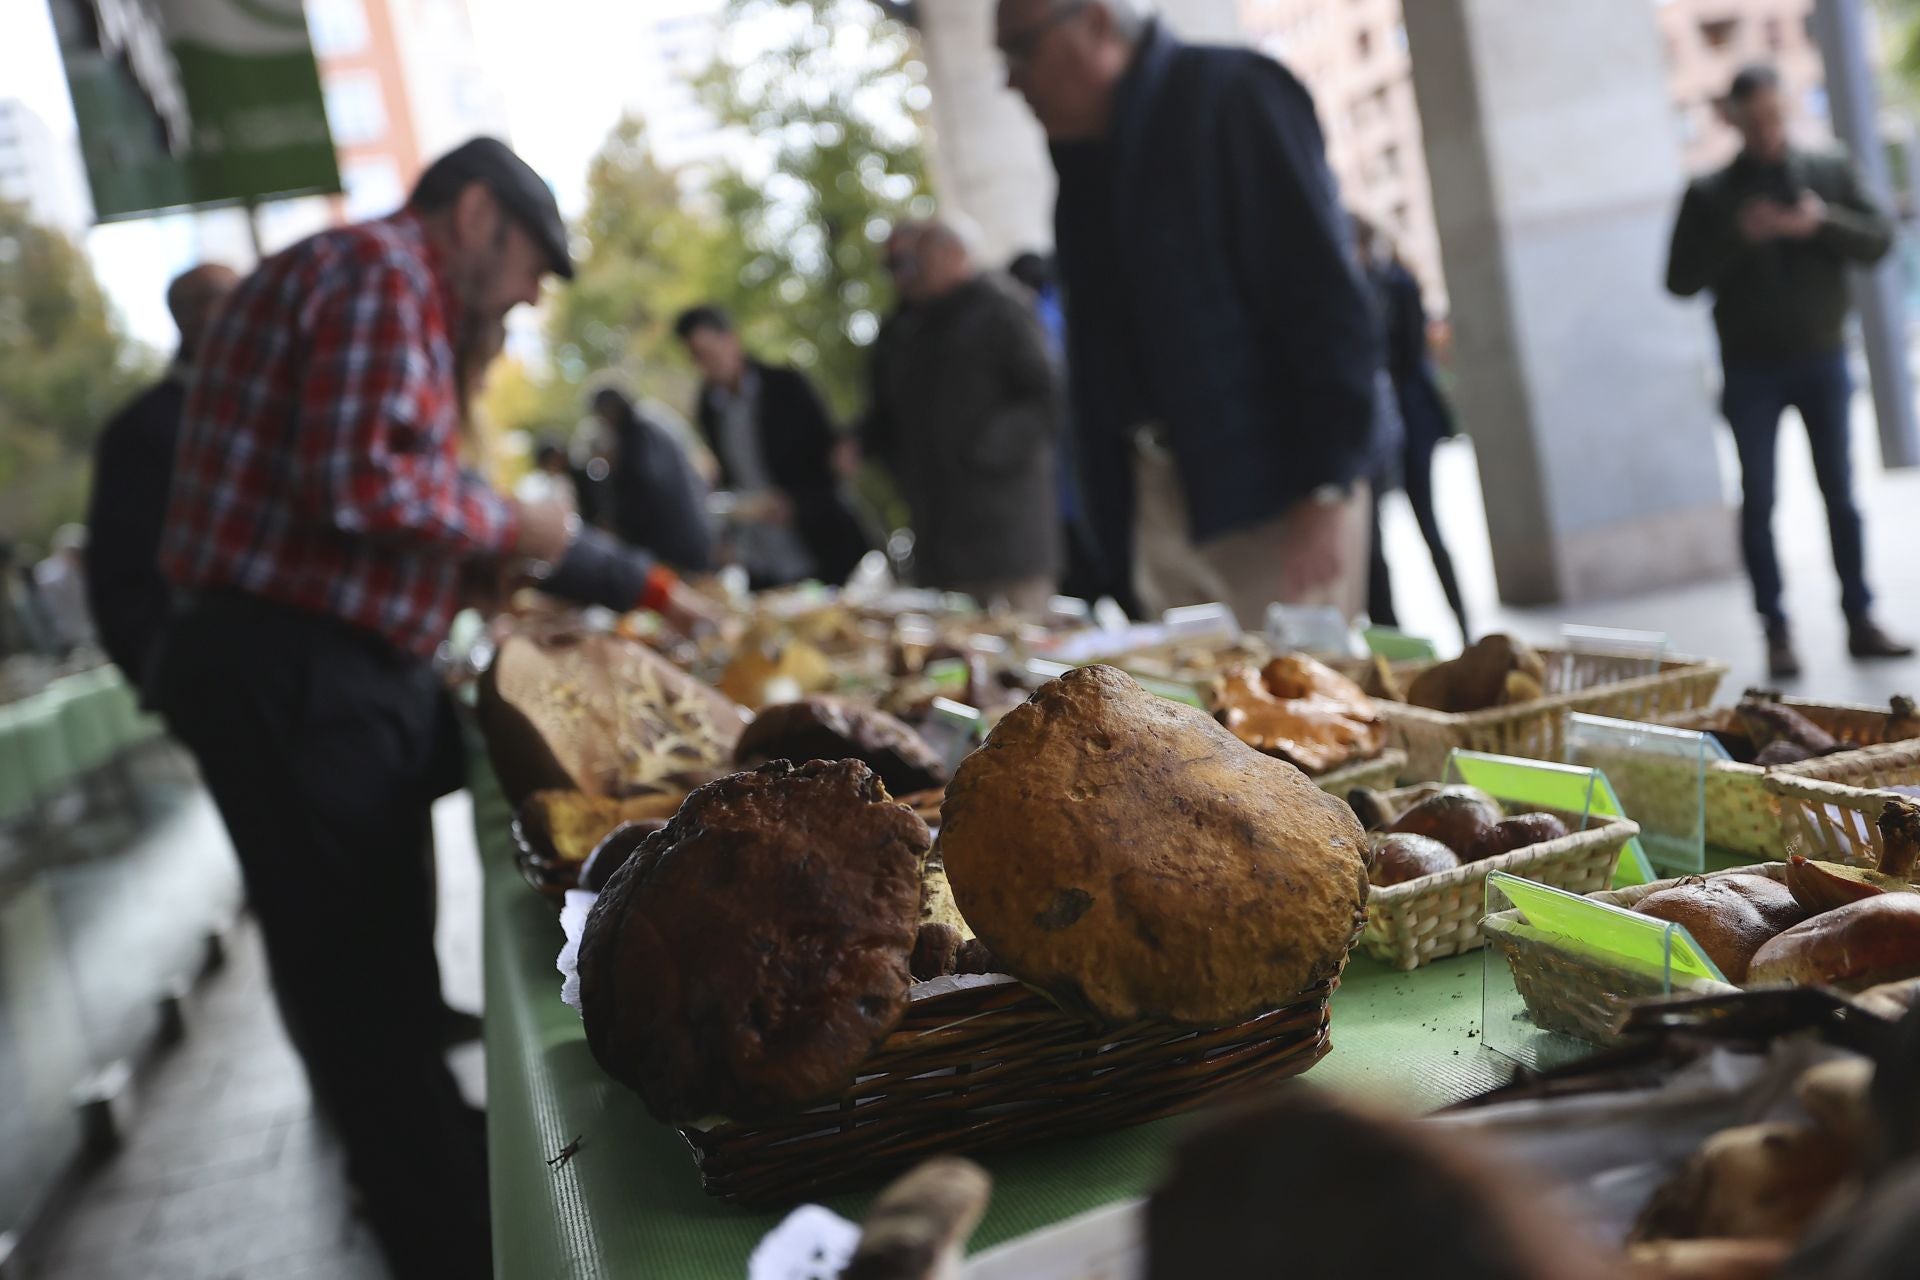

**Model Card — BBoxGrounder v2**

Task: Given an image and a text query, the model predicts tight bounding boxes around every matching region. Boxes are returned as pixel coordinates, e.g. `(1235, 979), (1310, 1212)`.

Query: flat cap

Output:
(416, 136), (574, 279)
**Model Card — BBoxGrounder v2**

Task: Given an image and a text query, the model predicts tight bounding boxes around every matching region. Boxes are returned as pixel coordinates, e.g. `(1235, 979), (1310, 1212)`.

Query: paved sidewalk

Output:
(20, 793), (484, 1280)
(1376, 393), (1920, 702)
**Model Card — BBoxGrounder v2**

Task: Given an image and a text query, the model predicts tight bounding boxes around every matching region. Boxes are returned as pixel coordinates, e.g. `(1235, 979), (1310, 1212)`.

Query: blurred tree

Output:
(698, 0), (932, 419)
(479, 0), (931, 537)
(0, 200), (156, 544)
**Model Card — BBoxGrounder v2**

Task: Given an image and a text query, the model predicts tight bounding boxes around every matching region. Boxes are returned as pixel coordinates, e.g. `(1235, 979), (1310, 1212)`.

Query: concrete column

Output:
(1810, 0), (1920, 469)
(914, 0), (1054, 266)
(914, 0), (1246, 265)
(1404, 0), (1739, 604)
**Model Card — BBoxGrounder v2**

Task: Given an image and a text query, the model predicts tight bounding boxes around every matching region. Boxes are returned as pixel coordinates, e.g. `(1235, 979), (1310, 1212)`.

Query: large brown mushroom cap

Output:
(734, 695), (948, 797)
(578, 759), (929, 1122)
(939, 665), (1369, 1026)
(478, 630), (745, 804)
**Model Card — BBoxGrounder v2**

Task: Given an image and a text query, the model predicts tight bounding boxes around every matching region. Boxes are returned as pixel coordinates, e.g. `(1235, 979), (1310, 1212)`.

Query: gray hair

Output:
(1085, 0), (1151, 40)
(1039, 0), (1150, 41)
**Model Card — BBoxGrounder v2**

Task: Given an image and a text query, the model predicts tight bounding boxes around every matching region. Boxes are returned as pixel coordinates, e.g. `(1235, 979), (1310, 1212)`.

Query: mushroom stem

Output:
(1877, 798), (1920, 881)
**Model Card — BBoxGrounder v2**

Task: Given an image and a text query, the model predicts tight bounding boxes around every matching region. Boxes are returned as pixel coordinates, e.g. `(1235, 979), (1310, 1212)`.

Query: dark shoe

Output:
(1766, 623), (1801, 681)
(1849, 617), (1916, 660)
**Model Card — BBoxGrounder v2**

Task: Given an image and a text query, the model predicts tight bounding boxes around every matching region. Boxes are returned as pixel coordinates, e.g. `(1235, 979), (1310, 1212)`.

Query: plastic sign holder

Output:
(1481, 870), (1727, 1072)
(1026, 657), (1205, 709)
(922, 697), (985, 773)
(1550, 624), (1669, 695)
(1265, 602), (1356, 657)
(1361, 626), (1438, 662)
(1440, 750), (1653, 888)
(1565, 712), (1730, 874)
(1162, 602), (1242, 643)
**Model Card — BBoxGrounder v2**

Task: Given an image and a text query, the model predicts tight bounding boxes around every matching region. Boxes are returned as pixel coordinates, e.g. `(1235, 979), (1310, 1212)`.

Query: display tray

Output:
(678, 971), (1339, 1208)
(1482, 864), (1775, 1049)
(1369, 648), (1727, 781)
(1362, 798), (1639, 972)
(1650, 697), (1920, 858)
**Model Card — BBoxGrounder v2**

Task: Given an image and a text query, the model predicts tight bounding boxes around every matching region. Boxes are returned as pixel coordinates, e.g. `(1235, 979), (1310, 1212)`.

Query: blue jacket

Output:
(1051, 24), (1381, 571)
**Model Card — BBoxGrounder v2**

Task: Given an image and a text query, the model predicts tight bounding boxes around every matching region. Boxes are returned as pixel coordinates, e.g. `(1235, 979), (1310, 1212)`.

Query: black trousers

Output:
(1721, 350), (1871, 626)
(1367, 435), (1469, 640)
(151, 592), (489, 1278)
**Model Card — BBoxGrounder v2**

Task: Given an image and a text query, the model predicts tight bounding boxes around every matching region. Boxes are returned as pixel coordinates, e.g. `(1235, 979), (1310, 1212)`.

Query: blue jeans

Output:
(1721, 350), (1871, 626)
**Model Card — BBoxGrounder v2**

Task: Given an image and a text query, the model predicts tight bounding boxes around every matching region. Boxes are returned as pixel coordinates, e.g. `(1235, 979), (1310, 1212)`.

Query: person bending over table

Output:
(149, 137), (711, 1278)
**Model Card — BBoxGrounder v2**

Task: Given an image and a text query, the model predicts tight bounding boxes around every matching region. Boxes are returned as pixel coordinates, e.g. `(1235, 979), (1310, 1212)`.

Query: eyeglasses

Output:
(998, 0), (1091, 72)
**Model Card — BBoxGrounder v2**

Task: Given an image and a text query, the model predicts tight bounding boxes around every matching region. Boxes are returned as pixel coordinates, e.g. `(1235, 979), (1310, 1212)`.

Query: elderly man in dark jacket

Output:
(997, 0), (1381, 628)
(85, 263), (239, 694)
(865, 220), (1063, 613)
(676, 306), (873, 586)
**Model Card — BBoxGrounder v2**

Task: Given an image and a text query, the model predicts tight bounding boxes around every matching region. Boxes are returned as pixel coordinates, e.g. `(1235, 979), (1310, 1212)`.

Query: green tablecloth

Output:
(0, 668), (163, 822)
(476, 759), (1506, 1279)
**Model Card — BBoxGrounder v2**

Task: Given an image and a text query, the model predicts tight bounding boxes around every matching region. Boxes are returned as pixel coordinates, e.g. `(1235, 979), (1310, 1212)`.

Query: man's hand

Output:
(659, 578), (726, 638)
(1773, 190), (1827, 240)
(1737, 197), (1784, 244)
(1277, 493), (1350, 601)
(513, 497), (575, 563)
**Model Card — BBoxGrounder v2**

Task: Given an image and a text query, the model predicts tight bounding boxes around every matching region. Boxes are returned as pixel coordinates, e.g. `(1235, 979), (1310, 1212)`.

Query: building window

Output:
(341, 158), (404, 221)
(324, 72), (387, 147)
(1356, 26), (1372, 59)
(308, 0), (369, 58)
(1380, 143), (1401, 177)
(1698, 18), (1738, 50)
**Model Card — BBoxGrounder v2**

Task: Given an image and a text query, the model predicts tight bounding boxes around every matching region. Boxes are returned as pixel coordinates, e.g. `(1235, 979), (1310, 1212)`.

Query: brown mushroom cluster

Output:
(1633, 799), (1920, 988)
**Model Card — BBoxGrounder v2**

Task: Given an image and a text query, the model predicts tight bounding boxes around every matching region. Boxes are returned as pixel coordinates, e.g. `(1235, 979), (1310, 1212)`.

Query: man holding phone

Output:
(1667, 64), (1908, 679)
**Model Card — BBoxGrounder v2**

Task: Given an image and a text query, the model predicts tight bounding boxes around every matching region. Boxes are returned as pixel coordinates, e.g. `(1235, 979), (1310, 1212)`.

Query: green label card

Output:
(1445, 751), (1654, 886)
(1489, 871), (1725, 984)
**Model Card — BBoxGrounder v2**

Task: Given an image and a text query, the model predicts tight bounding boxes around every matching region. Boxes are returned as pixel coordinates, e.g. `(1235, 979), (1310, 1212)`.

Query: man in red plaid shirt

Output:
(148, 138), (706, 1277)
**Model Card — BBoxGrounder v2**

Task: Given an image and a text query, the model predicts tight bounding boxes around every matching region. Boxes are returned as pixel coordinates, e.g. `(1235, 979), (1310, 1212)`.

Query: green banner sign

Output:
(49, 0), (341, 221)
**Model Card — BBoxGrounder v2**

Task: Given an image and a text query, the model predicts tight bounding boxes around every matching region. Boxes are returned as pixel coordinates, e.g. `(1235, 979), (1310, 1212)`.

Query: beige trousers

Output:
(1132, 441), (1371, 629)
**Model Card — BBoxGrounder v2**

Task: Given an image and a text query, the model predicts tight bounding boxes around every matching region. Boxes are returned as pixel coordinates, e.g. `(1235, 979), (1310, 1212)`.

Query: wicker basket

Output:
(678, 971), (1338, 1206)
(1375, 649), (1727, 781)
(1361, 793), (1640, 971)
(1764, 750), (1920, 868)
(1313, 748), (1407, 798)
(1640, 699), (1920, 858)
(1484, 865), (1776, 1048)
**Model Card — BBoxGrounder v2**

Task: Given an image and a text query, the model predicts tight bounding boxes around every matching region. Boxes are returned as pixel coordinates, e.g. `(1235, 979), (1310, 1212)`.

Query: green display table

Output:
(474, 757), (1507, 1279)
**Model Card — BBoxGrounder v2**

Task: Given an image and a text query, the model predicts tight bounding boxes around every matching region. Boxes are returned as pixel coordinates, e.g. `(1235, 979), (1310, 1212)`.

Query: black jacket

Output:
(1051, 23), (1381, 573)
(85, 371), (187, 689)
(694, 362), (873, 584)
(603, 401), (713, 573)
(865, 275), (1063, 588)
(1368, 258), (1453, 457)
(1666, 146), (1893, 362)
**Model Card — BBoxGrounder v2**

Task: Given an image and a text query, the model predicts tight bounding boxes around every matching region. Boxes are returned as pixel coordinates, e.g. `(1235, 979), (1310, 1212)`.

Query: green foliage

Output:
(695, 0), (932, 418)
(484, 0), (930, 443)
(0, 201), (156, 544)
(530, 115), (730, 425)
